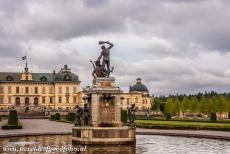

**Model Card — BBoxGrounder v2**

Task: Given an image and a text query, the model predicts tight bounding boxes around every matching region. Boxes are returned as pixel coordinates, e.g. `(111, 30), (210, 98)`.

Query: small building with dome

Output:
(121, 78), (153, 111)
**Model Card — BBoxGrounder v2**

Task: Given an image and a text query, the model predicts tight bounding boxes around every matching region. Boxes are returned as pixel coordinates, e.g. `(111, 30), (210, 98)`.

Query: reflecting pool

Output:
(0, 135), (230, 154)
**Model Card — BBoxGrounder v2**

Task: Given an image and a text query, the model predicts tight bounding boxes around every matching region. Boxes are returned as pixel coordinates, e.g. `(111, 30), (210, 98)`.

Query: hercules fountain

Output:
(72, 41), (136, 145)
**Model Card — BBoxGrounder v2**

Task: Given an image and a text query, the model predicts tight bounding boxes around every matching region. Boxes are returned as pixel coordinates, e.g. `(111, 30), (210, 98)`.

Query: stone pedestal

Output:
(72, 127), (136, 145)
(72, 77), (136, 145)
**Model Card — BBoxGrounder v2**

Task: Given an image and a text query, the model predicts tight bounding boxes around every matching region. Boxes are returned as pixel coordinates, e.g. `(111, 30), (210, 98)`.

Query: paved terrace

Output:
(1, 119), (230, 140)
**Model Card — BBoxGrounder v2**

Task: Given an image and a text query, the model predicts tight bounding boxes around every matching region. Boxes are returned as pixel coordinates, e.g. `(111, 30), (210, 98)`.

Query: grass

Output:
(136, 120), (230, 131)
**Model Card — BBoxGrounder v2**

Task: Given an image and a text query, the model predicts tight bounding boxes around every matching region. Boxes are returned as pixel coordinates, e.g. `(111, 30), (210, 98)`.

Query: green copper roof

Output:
(130, 78), (149, 93)
(0, 72), (80, 83)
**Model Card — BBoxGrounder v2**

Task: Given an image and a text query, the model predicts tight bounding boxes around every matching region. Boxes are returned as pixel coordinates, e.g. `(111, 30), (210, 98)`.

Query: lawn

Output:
(136, 120), (230, 131)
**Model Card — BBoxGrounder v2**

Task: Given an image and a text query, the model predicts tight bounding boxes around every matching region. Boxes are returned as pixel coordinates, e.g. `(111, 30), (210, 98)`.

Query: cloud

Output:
(0, 0), (230, 96)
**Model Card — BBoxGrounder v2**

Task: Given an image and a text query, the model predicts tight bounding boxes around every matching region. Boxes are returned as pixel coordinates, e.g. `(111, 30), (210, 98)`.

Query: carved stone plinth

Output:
(72, 127), (136, 145)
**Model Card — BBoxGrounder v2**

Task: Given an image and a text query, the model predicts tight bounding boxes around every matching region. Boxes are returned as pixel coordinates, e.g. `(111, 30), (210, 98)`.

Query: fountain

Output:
(72, 41), (136, 145)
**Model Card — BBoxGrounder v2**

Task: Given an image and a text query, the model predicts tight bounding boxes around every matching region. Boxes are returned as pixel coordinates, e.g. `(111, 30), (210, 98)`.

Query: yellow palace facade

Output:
(0, 65), (152, 112)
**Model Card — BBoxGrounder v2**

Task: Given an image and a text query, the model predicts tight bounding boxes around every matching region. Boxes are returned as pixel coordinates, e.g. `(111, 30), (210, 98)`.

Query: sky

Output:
(0, 0), (230, 96)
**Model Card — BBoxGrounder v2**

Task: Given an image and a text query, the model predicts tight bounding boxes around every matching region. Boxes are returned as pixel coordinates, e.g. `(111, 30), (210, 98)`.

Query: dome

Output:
(130, 78), (149, 93)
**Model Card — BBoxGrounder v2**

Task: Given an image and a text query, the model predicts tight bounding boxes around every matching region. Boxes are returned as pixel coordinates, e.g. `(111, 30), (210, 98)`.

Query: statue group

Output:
(91, 41), (114, 78)
(75, 104), (91, 126)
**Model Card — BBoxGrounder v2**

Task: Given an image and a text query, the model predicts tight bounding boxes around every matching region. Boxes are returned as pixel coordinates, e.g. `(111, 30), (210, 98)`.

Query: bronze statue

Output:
(128, 104), (136, 127)
(83, 104), (91, 126)
(90, 41), (114, 78)
(75, 105), (83, 126)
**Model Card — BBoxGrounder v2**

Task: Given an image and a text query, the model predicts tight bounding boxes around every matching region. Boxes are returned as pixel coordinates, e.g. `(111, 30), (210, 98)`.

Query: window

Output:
(8, 86), (12, 94)
(50, 97), (53, 104)
(35, 87), (38, 94)
(135, 97), (138, 103)
(0, 86), (4, 93)
(42, 97), (46, 103)
(64, 75), (71, 81)
(8, 97), (12, 104)
(73, 87), (77, 93)
(49, 87), (53, 94)
(58, 97), (62, 103)
(40, 77), (47, 82)
(127, 98), (130, 105)
(16, 87), (20, 93)
(73, 96), (77, 104)
(0, 97), (4, 103)
(42, 87), (46, 94)
(58, 87), (62, 94)
(25, 87), (29, 94)
(66, 96), (69, 103)
(26, 76), (28, 80)
(66, 87), (69, 94)
(6, 76), (13, 81)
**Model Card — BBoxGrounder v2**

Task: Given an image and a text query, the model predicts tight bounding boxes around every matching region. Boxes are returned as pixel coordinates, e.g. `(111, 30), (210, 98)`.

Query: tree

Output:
(165, 97), (174, 115)
(190, 96), (198, 115)
(182, 96), (190, 114)
(199, 95), (209, 116)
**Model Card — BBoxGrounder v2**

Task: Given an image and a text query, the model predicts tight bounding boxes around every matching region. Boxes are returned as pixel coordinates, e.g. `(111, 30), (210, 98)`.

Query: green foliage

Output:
(159, 91), (230, 118)
(2, 124), (22, 129)
(121, 109), (128, 123)
(50, 113), (60, 120)
(210, 113), (217, 121)
(166, 113), (171, 120)
(8, 110), (18, 125)
(66, 112), (76, 121)
(165, 97), (174, 114)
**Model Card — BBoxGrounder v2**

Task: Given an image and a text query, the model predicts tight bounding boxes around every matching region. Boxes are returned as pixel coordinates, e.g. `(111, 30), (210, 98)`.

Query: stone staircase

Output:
(18, 111), (49, 119)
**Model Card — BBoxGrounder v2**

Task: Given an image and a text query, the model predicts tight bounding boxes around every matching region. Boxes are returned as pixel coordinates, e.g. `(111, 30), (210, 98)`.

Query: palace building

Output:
(0, 65), (82, 112)
(0, 65), (152, 112)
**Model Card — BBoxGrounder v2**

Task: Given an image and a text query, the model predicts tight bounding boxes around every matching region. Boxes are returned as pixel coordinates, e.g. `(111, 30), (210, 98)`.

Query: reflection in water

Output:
(0, 135), (230, 154)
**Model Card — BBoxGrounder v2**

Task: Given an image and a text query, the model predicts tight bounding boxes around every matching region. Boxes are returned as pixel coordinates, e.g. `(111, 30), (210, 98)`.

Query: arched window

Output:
(15, 97), (20, 106)
(40, 76), (47, 82)
(34, 97), (38, 107)
(6, 76), (13, 81)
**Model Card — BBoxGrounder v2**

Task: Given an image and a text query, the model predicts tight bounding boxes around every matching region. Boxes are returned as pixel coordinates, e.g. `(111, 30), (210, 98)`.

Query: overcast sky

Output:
(0, 0), (230, 96)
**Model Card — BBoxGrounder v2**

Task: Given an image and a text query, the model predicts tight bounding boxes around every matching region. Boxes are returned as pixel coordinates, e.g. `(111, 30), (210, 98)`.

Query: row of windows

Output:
(0, 86), (78, 94)
(0, 96), (78, 104)
(5, 75), (72, 82)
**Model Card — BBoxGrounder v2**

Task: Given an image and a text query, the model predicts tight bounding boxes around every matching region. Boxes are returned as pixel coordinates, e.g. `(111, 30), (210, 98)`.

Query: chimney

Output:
(53, 70), (56, 75)
(64, 65), (68, 69)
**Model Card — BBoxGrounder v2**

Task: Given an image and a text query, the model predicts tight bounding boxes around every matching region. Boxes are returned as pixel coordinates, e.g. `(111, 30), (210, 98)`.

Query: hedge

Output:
(50, 113), (60, 120)
(2, 124), (22, 129)
(8, 110), (18, 125)
(66, 112), (76, 121)
(1, 110), (22, 129)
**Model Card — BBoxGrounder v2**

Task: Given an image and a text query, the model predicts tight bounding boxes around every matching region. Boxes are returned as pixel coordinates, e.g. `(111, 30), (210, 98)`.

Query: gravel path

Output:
(1, 119), (230, 140)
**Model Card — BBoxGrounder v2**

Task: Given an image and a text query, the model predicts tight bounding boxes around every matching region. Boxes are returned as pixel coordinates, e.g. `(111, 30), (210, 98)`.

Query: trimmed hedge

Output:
(166, 113), (171, 120)
(1, 110), (22, 129)
(210, 113), (217, 122)
(8, 110), (18, 125)
(66, 112), (76, 121)
(121, 109), (128, 123)
(50, 113), (60, 120)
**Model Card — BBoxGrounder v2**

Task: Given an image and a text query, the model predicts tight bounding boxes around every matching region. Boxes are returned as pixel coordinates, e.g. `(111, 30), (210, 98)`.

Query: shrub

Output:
(8, 110), (18, 125)
(66, 112), (76, 121)
(166, 113), (171, 120)
(121, 109), (128, 123)
(0, 116), (1, 121)
(210, 113), (217, 122)
(50, 113), (60, 120)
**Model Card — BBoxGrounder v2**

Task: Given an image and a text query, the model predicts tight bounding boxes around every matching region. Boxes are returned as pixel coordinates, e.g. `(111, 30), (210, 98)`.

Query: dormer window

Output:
(64, 74), (71, 81)
(6, 76), (13, 81)
(40, 76), (47, 82)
